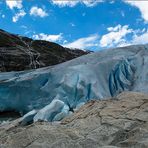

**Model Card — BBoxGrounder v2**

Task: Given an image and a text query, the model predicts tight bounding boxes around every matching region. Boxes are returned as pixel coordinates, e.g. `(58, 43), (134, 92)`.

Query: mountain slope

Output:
(0, 29), (89, 72)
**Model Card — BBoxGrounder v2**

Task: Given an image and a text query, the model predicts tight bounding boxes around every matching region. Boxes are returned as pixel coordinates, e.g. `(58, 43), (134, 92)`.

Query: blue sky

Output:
(0, 0), (148, 51)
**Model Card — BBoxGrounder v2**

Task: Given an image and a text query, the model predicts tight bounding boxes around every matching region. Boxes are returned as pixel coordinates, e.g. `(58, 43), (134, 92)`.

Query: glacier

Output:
(0, 44), (148, 124)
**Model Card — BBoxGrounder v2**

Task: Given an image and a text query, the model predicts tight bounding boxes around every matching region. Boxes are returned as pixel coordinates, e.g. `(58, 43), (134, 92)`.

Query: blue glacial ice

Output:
(0, 44), (148, 123)
(33, 99), (65, 122)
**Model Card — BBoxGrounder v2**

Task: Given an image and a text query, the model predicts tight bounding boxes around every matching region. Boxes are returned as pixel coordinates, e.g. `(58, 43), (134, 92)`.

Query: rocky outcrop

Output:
(0, 92), (148, 148)
(0, 29), (89, 72)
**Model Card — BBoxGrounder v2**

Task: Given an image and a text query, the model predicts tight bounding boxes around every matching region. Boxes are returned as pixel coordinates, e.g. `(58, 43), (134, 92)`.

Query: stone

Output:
(0, 92), (148, 148)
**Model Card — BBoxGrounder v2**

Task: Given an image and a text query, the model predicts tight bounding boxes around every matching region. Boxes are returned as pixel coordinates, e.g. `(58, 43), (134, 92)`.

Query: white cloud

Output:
(121, 11), (125, 17)
(51, 0), (103, 7)
(12, 10), (26, 22)
(107, 24), (122, 32)
(100, 24), (133, 47)
(110, 1), (115, 4)
(132, 30), (148, 45)
(20, 25), (27, 29)
(70, 23), (75, 27)
(32, 33), (63, 42)
(30, 6), (48, 17)
(63, 34), (99, 49)
(113, 29), (148, 47)
(117, 41), (131, 48)
(63, 40), (68, 44)
(6, 0), (22, 9)
(63, 28), (147, 50)
(125, 1), (148, 23)
(2, 14), (5, 18)
(83, 0), (104, 7)
(51, 0), (78, 7)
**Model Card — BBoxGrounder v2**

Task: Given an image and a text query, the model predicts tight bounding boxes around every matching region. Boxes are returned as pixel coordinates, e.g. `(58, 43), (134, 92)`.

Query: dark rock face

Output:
(0, 29), (89, 72)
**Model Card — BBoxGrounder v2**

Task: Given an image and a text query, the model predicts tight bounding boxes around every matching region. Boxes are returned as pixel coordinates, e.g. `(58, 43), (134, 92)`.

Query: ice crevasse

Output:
(0, 44), (148, 124)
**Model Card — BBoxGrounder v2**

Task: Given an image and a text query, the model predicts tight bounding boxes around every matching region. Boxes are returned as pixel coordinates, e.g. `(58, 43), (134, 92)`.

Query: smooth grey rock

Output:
(0, 92), (148, 148)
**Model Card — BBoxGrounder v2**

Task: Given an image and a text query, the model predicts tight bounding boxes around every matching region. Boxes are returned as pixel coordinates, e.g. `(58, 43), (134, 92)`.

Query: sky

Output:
(0, 0), (148, 51)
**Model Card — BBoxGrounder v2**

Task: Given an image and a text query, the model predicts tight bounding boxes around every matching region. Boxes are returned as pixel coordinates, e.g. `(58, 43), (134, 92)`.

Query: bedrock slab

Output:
(0, 92), (148, 148)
